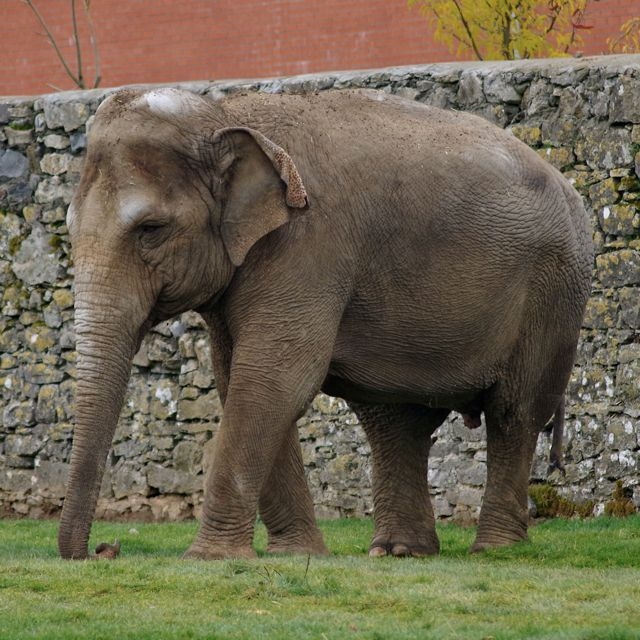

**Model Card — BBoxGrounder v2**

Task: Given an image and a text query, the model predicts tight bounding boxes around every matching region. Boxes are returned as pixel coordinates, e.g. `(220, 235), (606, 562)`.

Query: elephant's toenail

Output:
(390, 544), (411, 557)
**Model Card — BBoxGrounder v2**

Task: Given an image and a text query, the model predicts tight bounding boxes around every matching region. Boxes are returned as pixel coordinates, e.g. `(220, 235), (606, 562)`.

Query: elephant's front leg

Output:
(203, 312), (326, 556)
(184, 344), (328, 559)
(259, 424), (328, 555)
(352, 403), (449, 558)
(184, 409), (265, 559)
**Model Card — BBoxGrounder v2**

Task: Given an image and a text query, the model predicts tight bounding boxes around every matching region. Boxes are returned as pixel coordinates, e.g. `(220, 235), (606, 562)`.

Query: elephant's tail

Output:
(545, 395), (566, 477)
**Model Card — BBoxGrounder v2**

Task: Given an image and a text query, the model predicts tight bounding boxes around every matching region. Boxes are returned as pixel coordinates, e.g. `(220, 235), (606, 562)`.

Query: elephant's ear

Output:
(212, 126), (309, 267)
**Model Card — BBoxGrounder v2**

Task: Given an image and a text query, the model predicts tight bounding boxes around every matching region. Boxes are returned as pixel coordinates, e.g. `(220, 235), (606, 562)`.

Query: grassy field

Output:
(1, 516), (639, 639)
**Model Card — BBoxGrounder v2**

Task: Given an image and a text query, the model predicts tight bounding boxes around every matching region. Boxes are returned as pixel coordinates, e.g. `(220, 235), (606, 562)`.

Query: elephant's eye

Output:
(137, 221), (168, 248)
(139, 222), (164, 234)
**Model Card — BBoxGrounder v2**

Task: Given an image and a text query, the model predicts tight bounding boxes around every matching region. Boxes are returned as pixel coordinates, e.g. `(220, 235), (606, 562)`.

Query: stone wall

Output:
(1, 55), (639, 522)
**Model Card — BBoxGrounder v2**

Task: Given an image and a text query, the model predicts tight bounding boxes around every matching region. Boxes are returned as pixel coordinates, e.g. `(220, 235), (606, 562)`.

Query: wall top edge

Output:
(2, 53), (640, 105)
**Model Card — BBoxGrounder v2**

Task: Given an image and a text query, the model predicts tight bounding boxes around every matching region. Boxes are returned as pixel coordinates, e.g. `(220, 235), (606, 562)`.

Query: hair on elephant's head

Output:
(59, 88), (309, 559)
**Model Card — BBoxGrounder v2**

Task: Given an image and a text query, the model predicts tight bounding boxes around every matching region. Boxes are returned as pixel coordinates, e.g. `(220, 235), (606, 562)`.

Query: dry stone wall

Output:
(1, 55), (639, 522)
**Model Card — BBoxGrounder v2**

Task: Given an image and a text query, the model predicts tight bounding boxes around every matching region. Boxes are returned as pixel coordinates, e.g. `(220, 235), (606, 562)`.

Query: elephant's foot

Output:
(268, 539), (329, 556)
(469, 533), (529, 553)
(183, 541), (257, 560)
(369, 534), (439, 558)
(470, 527), (529, 553)
(267, 529), (329, 556)
(472, 500), (530, 553)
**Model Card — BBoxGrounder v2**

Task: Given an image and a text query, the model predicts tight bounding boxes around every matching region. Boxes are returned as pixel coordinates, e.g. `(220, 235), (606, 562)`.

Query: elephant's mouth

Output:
(136, 319), (155, 351)
(194, 285), (227, 315)
(150, 273), (229, 322)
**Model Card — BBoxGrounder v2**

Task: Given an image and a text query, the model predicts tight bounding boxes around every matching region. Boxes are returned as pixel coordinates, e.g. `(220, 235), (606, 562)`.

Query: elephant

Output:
(59, 87), (593, 560)
(545, 396), (567, 476)
(463, 396), (566, 474)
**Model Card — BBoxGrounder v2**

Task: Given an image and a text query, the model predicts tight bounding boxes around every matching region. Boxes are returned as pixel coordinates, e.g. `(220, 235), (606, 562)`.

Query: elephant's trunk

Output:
(58, 268), (143, 559)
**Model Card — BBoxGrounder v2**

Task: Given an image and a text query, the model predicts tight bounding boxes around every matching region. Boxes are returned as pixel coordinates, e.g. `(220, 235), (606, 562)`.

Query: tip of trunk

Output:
(58, 546), (90, 560)
(58, 514), (92, 560)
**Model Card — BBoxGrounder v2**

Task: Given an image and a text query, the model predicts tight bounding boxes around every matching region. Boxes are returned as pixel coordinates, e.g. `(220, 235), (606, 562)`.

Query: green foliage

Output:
(609, 17), (640, 53)
(8, 121), (33, 131)
(1, 518), (640, 639)
(529, 483), (595, 518)
(48, 234), (63, 250)
(408, 0), (598, 60)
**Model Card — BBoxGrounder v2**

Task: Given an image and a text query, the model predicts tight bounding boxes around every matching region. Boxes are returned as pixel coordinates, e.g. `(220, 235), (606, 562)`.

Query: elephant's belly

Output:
(323, 332), (500, 412)
(329, 310), (509, 401)
(328, 275), (524, 407)
(321, 372), (481, 412)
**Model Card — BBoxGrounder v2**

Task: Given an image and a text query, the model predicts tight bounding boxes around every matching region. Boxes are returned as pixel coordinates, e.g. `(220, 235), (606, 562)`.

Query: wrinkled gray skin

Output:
(60, 88), (592, 560)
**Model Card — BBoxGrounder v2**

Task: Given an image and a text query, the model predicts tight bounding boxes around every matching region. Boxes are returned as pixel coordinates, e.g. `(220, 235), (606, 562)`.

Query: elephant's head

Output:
(59, 88), (308, 559)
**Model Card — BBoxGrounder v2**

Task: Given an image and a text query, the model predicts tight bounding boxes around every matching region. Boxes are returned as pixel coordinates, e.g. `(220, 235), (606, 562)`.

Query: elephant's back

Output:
(220, 90), (565, 206)
(220, 89), (591, 266)
(220, 88), (516, 150)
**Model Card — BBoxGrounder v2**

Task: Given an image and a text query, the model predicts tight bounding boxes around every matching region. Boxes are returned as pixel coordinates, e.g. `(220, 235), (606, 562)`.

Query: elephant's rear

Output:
(529, 170), (592, 416)
(391, 90), (595, 421)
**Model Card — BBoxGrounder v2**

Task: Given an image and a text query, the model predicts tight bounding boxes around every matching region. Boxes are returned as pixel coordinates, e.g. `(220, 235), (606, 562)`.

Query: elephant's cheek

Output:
(159, 245), (232, 314)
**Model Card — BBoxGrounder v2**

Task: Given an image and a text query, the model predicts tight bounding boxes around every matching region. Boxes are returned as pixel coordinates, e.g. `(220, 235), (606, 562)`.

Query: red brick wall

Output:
(581, 0), (639, 53)
(1, 0), (638, 96)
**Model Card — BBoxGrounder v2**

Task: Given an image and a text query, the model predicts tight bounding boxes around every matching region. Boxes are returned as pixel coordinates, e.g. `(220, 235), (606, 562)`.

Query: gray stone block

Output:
(610, 75), (640, 124)
(0, 149), (28, 178)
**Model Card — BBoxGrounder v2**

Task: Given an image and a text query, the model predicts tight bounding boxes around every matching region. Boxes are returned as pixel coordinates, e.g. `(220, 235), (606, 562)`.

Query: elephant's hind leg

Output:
(471, 401), (540, 552)
(259, 424), (329, 556)
(472, 344), (575, 552)
(352, 403), (449, 558)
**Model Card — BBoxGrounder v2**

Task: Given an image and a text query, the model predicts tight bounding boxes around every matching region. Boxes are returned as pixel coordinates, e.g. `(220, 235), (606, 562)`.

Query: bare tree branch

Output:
(22, 0), (83, 87)
(501, 9), (511, 58)
(451, 0), (485, 60)
(70, 0), (85, 88)
(84, 0), (101, 88)
(544, 2), (561, 36)
(430, 5), (475, 52)
(22, 0), (101, 90)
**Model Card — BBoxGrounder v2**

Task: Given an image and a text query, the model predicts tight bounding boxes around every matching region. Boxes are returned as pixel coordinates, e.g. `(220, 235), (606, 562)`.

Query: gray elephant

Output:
(60, 87), (592, 560)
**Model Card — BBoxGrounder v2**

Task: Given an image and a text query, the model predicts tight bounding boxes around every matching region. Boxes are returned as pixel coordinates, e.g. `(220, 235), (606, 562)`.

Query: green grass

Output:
(1, 517), (640, 639)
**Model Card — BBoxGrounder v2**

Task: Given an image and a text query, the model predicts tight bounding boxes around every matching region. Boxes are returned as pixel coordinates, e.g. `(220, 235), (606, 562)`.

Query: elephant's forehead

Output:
(139, 88), (202, 116)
